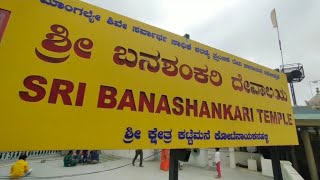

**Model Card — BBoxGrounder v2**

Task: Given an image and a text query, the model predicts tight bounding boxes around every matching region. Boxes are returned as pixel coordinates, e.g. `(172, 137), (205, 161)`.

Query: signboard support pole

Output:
(169, 149), (179, 180)
(271, 146), (283, 180)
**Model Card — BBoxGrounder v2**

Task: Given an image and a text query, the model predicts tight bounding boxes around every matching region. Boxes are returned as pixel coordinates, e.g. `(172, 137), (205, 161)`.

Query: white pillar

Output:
(301, 130), (319, 180)
(188, 149), (208, 167)
(229, 147), (236, 168)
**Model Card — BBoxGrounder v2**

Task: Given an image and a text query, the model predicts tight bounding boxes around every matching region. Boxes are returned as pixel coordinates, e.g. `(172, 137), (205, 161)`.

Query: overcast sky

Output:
(82, 0), (320, 106)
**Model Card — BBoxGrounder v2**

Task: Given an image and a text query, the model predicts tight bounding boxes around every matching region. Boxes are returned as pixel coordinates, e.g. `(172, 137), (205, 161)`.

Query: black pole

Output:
(270, 146), (283, 180)
(290, 83), (297, 106)
(169, 149), (179, 180)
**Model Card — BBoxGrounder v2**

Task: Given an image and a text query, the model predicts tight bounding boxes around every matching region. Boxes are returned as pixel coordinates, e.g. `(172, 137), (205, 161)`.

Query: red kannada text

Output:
(113, 46), (222, 87)
(35, 24), (94, 63)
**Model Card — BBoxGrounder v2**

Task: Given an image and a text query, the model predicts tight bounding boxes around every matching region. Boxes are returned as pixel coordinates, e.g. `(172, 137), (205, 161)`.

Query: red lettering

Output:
(287, 114), (292, 125)
(113, 46), (126, 65)
(270, 111), (278, 124)
(264, 110), (270, 123)
(277, 112), (283, 124)
(113, 46), (138, 67)
(172, 97), (184, 115)
(257, 109), (263, 123)
(234, 106), (242, 121)
(211, 103), (222, 119)
(161, 57), (178, 77)
(250, 108), (254, 122)
(139, 51), (160, 73)
(118, 89), (136, 111)
(210, 70), (222, 86)
(199, 101), (210, 118)
(0, 9), (11, 43)
(48, 79), (74, 105)
(75, 82), (86, 106)
(223, 104), (234, 120)
(282, 113), (288, 125)
(97, 85), (117, 108)
(156, 95), (171, 114)
(19, 75), (47, 102)
(242, 107), (249, 121)
(186, 99), (197, 117)
(138, 92), (155, 113)
(194, 66), (209, 84)
(74, 38), (93, 59)
(35, 24), (72, 63)
(179, 64), (193, 80)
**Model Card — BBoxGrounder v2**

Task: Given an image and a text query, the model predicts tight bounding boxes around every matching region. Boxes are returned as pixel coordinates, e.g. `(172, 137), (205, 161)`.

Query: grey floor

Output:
(0, 157), (272, 180)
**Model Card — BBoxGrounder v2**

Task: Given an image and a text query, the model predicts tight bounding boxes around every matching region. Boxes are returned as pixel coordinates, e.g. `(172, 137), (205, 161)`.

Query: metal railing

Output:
(0, 150), (60, 161)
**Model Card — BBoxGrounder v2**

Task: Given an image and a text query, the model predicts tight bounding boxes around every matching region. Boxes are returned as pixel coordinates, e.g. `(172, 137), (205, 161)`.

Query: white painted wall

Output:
(261, 157), (304, 179)
(187, 149), (208, 167)
(281, 161), (304, 180)
(208, 148), (229, 168)
(261, 156), (273, 177)
(234, 152), (262, 170)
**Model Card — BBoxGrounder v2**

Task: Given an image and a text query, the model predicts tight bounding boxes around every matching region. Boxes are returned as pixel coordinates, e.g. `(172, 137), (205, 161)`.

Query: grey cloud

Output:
(187, 0), (320, 105)
(82, 0), (320, 105)
(81, 0), (164, 26)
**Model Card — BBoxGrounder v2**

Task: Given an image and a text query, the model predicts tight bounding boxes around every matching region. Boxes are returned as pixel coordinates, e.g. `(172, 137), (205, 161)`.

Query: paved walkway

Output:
(0, 157), (272, 180)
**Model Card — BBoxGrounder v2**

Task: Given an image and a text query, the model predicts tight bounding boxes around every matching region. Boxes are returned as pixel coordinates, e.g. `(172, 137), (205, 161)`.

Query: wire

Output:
(0, 151), (160, 179)
(0, 148), (264, 179)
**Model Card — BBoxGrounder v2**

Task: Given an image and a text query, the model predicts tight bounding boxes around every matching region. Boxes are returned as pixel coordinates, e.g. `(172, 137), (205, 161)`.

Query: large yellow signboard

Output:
(0, 0), (298, 151)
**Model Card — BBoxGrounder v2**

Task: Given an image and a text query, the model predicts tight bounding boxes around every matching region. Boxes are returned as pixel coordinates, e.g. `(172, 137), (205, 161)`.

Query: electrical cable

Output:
(0, 151), (160, 179)
(0, 148), (263, 179)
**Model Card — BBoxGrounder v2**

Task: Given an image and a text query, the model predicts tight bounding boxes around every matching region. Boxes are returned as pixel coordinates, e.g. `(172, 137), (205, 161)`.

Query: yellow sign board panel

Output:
(0, 0), (298, 150)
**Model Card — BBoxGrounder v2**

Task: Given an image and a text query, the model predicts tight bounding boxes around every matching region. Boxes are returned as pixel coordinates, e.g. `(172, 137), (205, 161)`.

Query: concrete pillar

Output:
(229, 147), (236, 168)
(188, 149), (208, 167)
(290, 146), (299, 172)
(301, 130), (319, 180)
